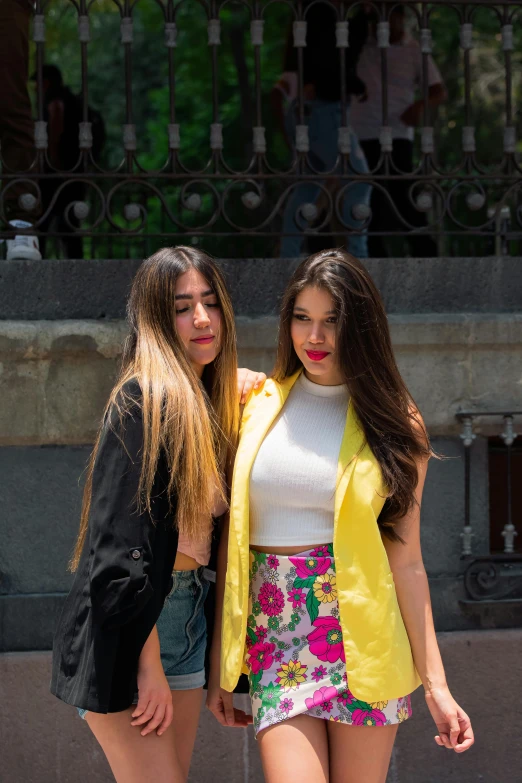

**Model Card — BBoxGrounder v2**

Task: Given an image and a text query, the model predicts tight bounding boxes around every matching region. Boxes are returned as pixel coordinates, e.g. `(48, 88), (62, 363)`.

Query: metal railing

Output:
(1, 0), (521, 258)
(457, 410), (522, 603)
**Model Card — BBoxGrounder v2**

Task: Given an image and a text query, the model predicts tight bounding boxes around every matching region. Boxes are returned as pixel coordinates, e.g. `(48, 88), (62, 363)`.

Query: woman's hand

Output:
(131, 659), (173, 737)
(206, 679), (252, 728)
(425, 685), (474, 753)
(237, 368), (266, 405)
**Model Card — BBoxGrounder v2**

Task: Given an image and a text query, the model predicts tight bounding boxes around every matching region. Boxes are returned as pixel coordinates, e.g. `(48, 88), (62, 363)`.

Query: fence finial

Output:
(121, 17), (133, 44)
(165, 22), (177, 48)
(208, 19), (221, 46)
(293, 21), (307, 48)
(336, 21), (349, 48)
(210, 123), (223, 150)
(33, 15), (45, 43)
(296, 125), (309, 153)
(460, 23), (473, 50)
(377, 22), (389, 48)
(251, 20), (264, 47)
(78, 16), (90, 43)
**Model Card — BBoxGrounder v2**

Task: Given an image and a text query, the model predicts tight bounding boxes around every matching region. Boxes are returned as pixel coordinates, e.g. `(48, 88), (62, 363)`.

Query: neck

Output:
(304, 369), (344, 387)
(192, 362), (205, 380)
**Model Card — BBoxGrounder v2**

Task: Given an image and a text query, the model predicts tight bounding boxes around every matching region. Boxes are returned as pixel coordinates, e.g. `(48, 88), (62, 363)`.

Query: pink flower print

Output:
(255, 625), (268, 640)
(267, 555), (280, 569)
(311, 665), (328, 683)
(290, 555), (331, 579)
(274, 650), (284, 662)
(247, 641), (276, 675)
(352, 707), (387, 726)
(342, 672), (347, 682)
(307, 617), (345, 663)
(305, 685), (338, 713)
(280, 698), (294, 714)
(337, 688), (355, 706)
(310, 545), (330, 558)
(287, 587), (306, 609)
(258, 582), (285, 616)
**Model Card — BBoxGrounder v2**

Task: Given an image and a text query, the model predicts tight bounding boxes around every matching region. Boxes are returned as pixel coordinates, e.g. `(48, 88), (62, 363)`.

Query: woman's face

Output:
(175, 268), (222, 377)
(290, 285), (344, 386)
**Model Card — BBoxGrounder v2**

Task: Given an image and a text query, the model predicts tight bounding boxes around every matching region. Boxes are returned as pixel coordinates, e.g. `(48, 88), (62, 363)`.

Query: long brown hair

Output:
(70, 246), (238, 571)
(273, 248), (431, 541)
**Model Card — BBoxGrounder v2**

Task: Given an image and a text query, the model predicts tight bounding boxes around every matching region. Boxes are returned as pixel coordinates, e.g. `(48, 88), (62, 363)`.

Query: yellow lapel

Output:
(334, 400), (366, 527)
(231, 371), (302, 551)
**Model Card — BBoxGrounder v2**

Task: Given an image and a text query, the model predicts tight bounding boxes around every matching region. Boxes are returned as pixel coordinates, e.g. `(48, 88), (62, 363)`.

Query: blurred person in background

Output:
(272, 2), (371, 259)
(350, 4), (447, 257)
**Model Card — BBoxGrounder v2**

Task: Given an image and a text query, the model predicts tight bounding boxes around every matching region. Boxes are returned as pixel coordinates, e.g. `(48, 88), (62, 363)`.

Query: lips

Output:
(305, 350), (329, 362)
(191, 335), (215, 345)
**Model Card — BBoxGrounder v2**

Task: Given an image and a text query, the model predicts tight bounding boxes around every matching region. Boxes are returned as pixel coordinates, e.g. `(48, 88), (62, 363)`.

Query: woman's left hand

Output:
(425, 685), (474, 753)
(237, 368), (266, 405)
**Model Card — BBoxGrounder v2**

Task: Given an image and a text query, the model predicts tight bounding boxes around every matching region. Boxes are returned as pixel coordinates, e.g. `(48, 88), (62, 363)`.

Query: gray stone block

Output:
(2, 256), (522, 320)
(0, 446), (87, 595)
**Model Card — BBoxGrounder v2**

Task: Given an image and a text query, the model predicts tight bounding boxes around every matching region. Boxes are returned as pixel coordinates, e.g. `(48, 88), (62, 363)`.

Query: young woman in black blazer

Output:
(51, 246), (260, 782)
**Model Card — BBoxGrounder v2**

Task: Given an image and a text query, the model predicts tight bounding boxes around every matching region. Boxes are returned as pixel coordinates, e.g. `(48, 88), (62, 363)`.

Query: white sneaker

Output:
(6, 220), (42, 261)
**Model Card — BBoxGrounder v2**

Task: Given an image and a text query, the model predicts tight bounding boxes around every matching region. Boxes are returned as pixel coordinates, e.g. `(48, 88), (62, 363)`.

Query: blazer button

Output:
(131, 549), (141, 560)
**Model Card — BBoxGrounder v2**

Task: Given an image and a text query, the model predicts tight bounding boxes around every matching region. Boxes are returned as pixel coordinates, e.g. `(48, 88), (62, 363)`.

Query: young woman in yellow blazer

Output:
(208, 249), (474, 783)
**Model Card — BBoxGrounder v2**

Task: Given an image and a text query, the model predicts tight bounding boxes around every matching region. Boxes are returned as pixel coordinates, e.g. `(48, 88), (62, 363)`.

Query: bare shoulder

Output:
(408, 403), (431, 456)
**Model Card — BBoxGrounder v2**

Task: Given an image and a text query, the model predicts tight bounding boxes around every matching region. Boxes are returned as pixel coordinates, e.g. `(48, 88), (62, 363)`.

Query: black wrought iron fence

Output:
(457, 410), (522, 604)
(1, 0), (521, 259)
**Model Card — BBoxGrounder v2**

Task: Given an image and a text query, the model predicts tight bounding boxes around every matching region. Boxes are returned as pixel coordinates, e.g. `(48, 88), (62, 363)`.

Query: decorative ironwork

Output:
(1, 0), (522, 256)
(464, 555), (522, 601)
(457, 410), (521, 558)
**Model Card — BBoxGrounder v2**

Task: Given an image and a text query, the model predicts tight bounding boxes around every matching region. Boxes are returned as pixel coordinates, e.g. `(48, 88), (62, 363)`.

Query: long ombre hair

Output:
(71, 246), (238, 571)
(273, 248), (432, 541)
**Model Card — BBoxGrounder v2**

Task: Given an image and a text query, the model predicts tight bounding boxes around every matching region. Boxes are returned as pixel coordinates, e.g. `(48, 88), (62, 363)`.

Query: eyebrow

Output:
(293, 306), (337, 315)
(175, 288), (215, 301)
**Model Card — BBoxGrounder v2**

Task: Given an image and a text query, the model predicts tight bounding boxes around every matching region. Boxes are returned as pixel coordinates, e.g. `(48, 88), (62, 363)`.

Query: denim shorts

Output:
(78, 567), (210, 718)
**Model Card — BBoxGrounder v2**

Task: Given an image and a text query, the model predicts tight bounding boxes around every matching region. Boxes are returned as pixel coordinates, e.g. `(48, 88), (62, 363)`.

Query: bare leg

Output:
(170, 688), (204, 779)
(328, 721), (399, 783)
(86, 706), (184, 783)
(257, 714), (329, 783)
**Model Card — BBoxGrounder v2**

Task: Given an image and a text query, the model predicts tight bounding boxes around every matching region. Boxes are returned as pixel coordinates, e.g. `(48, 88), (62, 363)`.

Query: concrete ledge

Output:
(0, 314), (520, 443)
(2, 256), (522, 319)
(2, 631), (521, 783)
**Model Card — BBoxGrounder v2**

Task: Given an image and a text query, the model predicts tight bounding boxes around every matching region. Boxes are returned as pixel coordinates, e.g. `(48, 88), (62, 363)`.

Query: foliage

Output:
(37, 1), (522, 258)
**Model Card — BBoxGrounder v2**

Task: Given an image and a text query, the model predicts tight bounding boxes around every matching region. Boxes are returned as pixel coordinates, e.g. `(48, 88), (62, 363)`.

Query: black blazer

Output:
(51, 381), (179, 713)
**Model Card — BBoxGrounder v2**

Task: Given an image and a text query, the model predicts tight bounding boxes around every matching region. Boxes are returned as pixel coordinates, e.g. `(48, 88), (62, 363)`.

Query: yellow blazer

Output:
(221, 371), (421, 702)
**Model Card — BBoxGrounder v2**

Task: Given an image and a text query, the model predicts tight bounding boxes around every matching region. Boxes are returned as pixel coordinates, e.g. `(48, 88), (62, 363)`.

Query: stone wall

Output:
(1, 256), (521, 782)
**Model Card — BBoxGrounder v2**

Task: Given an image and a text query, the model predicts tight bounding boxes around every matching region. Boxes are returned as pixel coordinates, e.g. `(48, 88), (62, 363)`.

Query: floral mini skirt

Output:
(246, 546), (412, 736)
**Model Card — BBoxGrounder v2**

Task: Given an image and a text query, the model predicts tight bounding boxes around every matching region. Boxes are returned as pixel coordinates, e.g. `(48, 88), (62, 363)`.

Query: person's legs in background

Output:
(0, 0), (42, 259)
(281, 102), (371, 258)
(359, 139), (390, 258)
(339, 127), (371, 258)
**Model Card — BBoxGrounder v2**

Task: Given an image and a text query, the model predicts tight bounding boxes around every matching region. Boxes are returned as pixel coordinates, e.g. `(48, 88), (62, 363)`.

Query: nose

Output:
(194, 302), (211, 328)
(308, 322), (324, 344)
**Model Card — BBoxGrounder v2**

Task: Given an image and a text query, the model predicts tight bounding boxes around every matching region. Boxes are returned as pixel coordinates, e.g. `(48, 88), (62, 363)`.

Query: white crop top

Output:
(249, 373), (349, 546)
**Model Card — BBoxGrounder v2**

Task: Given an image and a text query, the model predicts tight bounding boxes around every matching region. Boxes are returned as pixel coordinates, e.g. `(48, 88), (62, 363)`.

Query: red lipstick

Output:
(191, 336), (215, 345)
(305, 350), (329, 362)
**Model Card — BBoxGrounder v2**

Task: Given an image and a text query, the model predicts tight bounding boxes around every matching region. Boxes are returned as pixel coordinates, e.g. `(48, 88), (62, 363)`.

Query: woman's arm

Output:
(206, 514), (252, 728)
(383, 448), (474, 754)
(130, 625), (173, 737)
